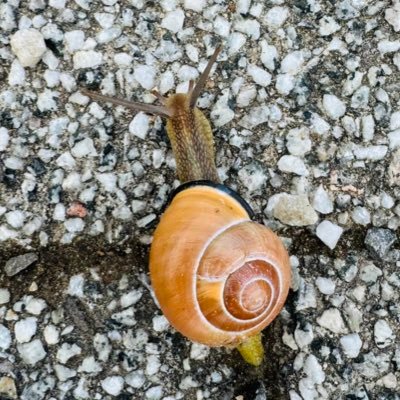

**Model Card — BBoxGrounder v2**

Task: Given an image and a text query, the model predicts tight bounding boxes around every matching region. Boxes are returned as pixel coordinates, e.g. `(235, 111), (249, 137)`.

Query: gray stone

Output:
(365, 228), (396, 258)
(4, 253), (38, 276)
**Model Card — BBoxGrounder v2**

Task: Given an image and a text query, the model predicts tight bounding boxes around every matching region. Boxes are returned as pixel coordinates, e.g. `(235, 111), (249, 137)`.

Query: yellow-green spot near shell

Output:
(236, 333), (264, 366)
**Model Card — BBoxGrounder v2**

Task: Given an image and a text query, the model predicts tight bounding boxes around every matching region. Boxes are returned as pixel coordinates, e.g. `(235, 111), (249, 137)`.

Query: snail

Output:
(82, 46), (291, 366)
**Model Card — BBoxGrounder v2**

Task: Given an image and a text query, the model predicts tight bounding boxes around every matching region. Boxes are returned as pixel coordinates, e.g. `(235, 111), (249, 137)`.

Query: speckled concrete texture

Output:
(1, 0), (400, 399)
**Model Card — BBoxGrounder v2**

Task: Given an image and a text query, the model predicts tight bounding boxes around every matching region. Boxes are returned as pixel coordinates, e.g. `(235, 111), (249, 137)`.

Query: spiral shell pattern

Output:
(150, 185), (291, 346)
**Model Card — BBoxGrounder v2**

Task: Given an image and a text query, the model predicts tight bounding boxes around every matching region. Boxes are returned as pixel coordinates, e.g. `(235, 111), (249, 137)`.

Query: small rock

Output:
(317, 308), (347, 333)
(73, 50), (103, 69)
(101, 376), (124, 396)
(54, 364), (77, 382)
(129, 112), (150, 140)
(57, 343), (82, 364)
(0, 325), (11, 350)
(351, 207), (371, 225)
(0, 288), (10, 304)
(385, 3), (400, 32)
(0, 377), (17, 399)
(15, 317), (37, 343)
(286, 127), (311, 156)
(323, 94), (346, 119)
(316, 221), (343, 250)
(265, 6), (289, 29)
(5, 253), (38, 276)
(353, 145), (388, 160)
(67, 201), (87, 218)
(161, 9), (185, 33)
(10, 28), (47, 67)
(313, 185), (333, 214)
(354, 352), (390, 378)
(17, 339), (46, 365)
(374, 320), (395, 348)
(272, 194), (318, 226)
(340, 333), (362, 358)
(365, 228), (396, 258)
(359, 262), (382, 284)
(315, 277), (335, 295)
(277, 155), (309, 176)
(303, 355), (325, 384)
(294, 322), (313, 348)
(190, 343), (210, 360)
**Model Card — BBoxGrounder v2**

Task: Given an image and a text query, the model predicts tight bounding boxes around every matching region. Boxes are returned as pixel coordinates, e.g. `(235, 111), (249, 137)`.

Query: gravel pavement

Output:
(1, 0), (400, 399)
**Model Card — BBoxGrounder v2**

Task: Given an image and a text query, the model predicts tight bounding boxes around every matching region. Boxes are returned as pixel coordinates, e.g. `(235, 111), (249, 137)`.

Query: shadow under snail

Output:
(82, 46), (291, 366)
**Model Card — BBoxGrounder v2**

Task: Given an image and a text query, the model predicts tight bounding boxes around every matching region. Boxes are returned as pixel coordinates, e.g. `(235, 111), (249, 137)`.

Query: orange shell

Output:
(149, 185), (291, 346)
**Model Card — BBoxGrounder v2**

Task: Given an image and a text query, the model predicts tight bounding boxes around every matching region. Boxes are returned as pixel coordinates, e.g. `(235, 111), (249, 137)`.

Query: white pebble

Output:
(146, 386), (163, 400)
(10, 28), (46, 67)
(64, 30), (85, 53)
(190, 343), (210, 360)
(8, 60), (25, 85)
(313, 185), (333, 214)
(5, 210), (25, 229)
(340, 333), (362, 358)
(247, 64), (271, 87)
(71, 137), (97, 158)
(54, 364), (76, 382)
(68, 275), (85, 297)
(323, 94), (346, 119)
(96, 173), (117, 192)
(304, 355), (325, 384)
(389, 129), (400, 149)
(101, 376), (124, 396)
(17, 339), (46, 365)
(317, 308), (347, 333)
(152, 315), (169, 332)
(0, 128), (10, 151)
(129, 112), (150, 140)
(374, 320), (394, 348)
(265, 6), (289, 29)
(385, 3), (400, 32)
(134, 65), (156, 90)
(57, 343), (82, 363)
(183, 0), (207, 11)
(271, 194), (318, 226)
(390, 111), (400, 130)
(286, 127), (311, 156)
(315, 277), (335, 295)
(319, 16), (340, 36)
(353, 145), (387, 160)
(120, 290), (143, 308)
(280, 51), (304, 75)
(0, 325), (11, 350)
(278, 155), (309, 176)
(0, 289), (10, 304)
(44, 325), (60, 345)
(361, 114), (375, 141)
(15, 317), (37, 343)
(316, 220), (343, 249)
(73, 50), (103, 69)
(161, 9), (184, 33)
(64, 218), (85, 233)
(260, 40), (278, 71)
(25, 297), (47, 315)
(351, 206), (371, 225)
(275, 74), (295, 95)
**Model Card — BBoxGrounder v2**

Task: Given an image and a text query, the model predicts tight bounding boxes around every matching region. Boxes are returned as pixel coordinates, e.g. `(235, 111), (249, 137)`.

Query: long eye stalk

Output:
(189, 45), (222, 108)
(80, 89), (171, 118)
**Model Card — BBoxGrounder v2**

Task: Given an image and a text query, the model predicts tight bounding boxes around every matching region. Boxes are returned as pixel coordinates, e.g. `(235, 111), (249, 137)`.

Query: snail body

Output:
(83, 46), (291, 366)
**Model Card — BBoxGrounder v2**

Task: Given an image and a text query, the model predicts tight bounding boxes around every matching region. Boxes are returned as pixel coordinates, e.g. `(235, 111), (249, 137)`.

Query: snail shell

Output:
(149, 182), (291, 346)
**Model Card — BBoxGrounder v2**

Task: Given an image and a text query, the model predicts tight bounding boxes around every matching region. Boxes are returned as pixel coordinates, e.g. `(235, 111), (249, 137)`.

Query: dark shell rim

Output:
(168, 180), (255, 220)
